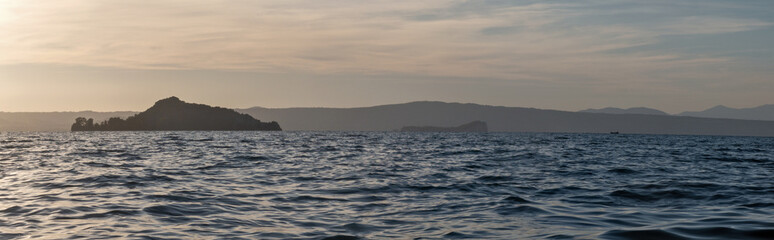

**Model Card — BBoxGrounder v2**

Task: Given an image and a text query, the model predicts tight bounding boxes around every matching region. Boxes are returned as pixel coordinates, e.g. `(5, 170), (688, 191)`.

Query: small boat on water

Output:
(610, 131), (620, 134)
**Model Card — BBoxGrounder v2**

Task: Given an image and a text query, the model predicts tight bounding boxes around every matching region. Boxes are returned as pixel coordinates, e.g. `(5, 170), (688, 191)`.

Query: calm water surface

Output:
(1, 132), (773, 239)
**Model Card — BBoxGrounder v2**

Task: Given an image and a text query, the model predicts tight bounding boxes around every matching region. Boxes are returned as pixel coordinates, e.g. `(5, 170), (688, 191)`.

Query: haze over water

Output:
(1, 131), (772, 239)
(3, 1), (774, 239)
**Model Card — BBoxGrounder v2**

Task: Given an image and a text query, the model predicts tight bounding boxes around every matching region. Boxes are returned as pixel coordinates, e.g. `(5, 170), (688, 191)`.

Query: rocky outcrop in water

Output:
(71, 97), (281, 131)
(401, 121), (487, 132)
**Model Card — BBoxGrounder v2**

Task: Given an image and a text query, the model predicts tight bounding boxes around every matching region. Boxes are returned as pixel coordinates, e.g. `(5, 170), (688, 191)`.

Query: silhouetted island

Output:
(71, 97), (281, 131)
(401, 121), (488, 132)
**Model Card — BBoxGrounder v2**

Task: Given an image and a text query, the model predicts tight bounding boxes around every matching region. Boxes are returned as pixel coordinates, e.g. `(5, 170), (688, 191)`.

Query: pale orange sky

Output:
(1, 0), (773, 113)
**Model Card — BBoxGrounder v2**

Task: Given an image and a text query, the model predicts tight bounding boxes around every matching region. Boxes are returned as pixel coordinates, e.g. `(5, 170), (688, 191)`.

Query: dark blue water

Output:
(1, 132), (773, 239)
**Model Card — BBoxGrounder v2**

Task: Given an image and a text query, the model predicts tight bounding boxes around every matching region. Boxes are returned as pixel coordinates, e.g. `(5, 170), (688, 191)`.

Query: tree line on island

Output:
(72, 117), (130, 131)
(71, 97), (281, 131)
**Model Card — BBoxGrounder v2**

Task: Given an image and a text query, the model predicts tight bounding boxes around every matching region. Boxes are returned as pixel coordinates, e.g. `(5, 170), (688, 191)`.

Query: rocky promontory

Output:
(71, 97), (281, 131)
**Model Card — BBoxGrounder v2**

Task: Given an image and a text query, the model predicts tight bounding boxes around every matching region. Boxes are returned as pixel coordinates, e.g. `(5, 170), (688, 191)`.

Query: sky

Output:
(1, 0), (773, 113)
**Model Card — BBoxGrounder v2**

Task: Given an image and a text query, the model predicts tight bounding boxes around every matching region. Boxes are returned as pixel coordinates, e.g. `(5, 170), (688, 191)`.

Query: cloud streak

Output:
(0, 0), (772, 88)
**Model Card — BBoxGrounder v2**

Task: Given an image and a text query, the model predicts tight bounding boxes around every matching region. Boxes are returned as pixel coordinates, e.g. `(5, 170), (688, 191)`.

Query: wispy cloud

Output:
(0, 0), (771, 86)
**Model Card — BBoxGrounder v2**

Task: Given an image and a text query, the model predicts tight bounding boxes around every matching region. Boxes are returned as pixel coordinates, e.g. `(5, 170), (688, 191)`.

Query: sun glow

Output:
(0, 1), (18, 24)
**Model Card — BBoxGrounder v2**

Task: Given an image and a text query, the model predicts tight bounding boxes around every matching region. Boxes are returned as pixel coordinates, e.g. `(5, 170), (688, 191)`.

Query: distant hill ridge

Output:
(2, 101), (774, 136)
(579, 104), (774, 121)
(238, 101), (774, 137)
(678, 104), (774, 121)
(579, 107), (668, 115)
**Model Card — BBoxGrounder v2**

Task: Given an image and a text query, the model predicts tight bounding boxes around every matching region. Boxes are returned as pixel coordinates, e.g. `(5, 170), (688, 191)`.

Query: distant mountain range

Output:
(236, 101), (774, 137)
(3, 101), (774, 136)
(579, 104), (774, 121)
(579, 107), (668, 115)
(677, 105), (774, 121)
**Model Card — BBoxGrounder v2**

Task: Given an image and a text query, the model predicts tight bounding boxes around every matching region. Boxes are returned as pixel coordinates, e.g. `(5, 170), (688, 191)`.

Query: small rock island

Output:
(401, 121), (488, 133)
(71, 97), (281, 131)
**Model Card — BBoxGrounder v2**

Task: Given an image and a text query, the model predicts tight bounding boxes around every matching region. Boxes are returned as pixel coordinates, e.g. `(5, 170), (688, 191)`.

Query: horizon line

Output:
(2, 99), (772, 115)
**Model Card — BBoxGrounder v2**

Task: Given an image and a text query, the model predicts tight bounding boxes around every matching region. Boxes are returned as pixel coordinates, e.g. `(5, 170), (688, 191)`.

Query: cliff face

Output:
(71, 97), (281, 131)
(401, 121), (488, 132)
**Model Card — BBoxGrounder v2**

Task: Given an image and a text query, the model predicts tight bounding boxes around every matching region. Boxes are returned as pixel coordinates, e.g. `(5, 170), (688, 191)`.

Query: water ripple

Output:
(0, 131), (772, 239)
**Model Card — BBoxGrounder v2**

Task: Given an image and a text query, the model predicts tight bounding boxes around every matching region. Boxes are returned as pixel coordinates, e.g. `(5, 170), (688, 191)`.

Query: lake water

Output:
(1, 132), (773, 239)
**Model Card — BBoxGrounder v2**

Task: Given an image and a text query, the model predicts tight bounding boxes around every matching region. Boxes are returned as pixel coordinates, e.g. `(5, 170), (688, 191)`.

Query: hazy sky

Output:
(1, 0), (773, 113)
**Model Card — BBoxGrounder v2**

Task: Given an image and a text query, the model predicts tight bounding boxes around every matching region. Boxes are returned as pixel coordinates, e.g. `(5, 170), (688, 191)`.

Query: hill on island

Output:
(238, 101), (774, 137)
(71, 97), (281, 131)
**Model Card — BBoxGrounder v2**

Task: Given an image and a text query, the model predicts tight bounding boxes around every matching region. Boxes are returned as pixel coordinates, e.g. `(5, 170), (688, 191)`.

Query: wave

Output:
(2, 132), (773, 239)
